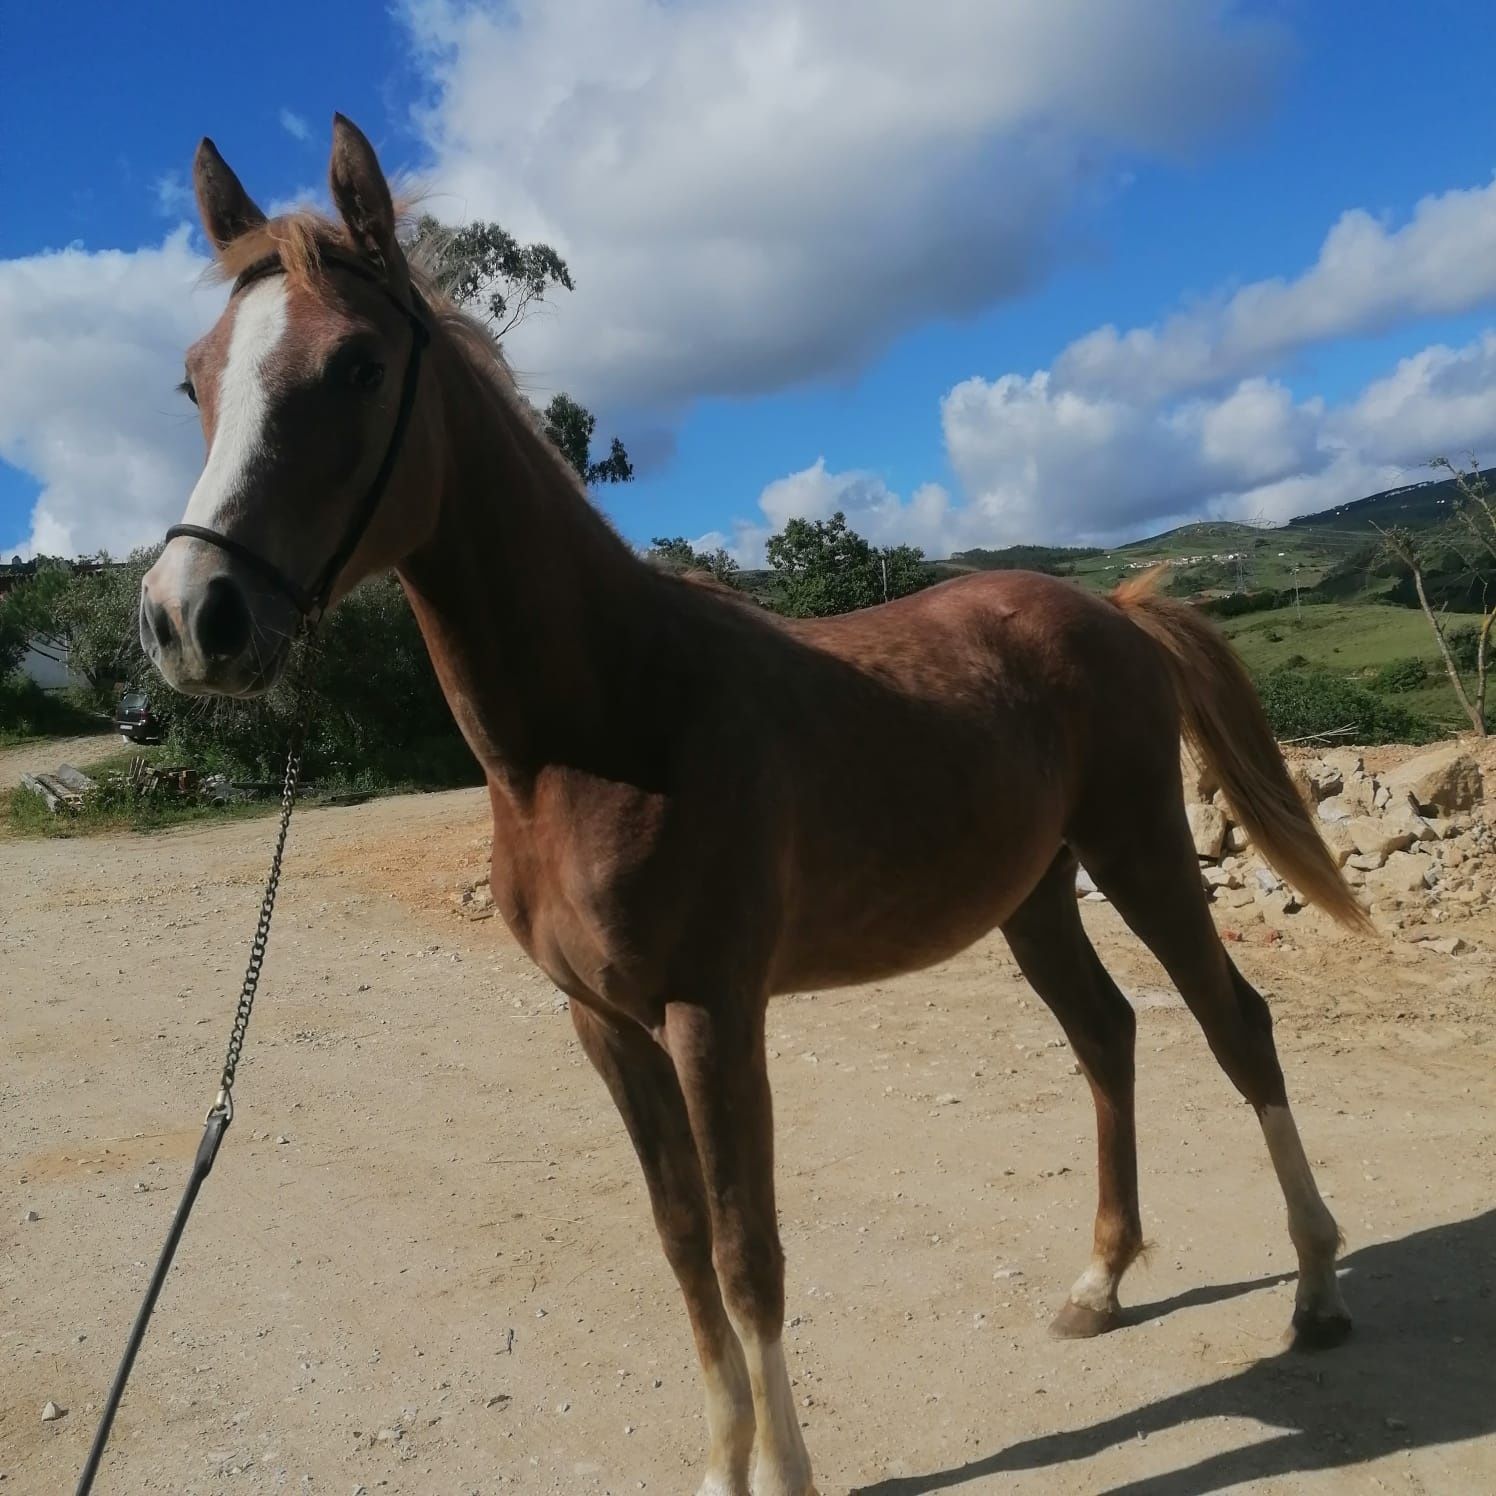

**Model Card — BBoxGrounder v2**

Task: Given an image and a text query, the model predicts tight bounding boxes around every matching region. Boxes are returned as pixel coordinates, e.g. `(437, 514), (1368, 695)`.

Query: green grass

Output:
(2, 781), (278, 838)
(1, 742), (453, 839)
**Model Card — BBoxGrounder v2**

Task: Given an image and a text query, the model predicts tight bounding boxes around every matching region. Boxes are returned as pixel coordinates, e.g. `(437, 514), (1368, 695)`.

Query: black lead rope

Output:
(78, 250), (426, 1493)
(75, 642), (315, 1495)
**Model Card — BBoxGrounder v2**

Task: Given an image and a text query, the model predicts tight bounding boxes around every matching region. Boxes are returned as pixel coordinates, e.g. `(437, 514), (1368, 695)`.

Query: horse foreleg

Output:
(571, 1002), (755, 1495)
(666, 996), (818, 1496)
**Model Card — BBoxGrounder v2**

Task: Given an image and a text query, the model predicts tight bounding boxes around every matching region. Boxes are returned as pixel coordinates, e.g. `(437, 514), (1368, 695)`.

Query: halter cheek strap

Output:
(165, 252), (430, 624)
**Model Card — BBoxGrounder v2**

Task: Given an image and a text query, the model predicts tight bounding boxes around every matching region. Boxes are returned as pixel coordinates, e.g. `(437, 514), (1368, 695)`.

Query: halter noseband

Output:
(165, 251), (430, 623)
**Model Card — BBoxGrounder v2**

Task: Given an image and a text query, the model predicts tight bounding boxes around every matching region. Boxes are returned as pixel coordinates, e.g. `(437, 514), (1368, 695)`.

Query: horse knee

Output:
(714, 1225), (786, 1334)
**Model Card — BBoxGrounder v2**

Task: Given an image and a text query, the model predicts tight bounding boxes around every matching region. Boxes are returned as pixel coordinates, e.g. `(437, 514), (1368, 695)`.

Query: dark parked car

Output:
(115, 690), (165, 743)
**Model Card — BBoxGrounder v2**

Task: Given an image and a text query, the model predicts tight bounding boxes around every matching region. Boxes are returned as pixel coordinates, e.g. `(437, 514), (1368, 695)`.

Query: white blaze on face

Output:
(182, 276), (289, 530)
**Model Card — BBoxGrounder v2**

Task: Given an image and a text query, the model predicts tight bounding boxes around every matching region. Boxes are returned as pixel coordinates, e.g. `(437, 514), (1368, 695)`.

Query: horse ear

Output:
(193, 138), (266, 252)
(328, 113), (398, 269)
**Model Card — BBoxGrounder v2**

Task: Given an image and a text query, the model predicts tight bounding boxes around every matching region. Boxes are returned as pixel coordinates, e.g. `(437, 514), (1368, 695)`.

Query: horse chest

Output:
(485, 802), (662, 1016)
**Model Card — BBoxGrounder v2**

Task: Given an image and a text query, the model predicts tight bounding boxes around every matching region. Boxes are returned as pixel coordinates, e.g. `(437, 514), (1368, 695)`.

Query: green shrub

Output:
(1447, 624), (1485, 673)
(1373, 656), (1430, 693)
(161, 575), (481, 790)
(0, 676), (102, 744)
(1255, 666), (1437, 745)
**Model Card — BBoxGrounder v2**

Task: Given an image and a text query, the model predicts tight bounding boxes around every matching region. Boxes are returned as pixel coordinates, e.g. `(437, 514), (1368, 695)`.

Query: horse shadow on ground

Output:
(856, 1209), (1496, 1495)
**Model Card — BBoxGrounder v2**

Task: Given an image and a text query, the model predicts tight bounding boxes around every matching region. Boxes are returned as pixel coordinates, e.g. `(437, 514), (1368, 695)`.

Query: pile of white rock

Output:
(1178, 741), (1489, 932)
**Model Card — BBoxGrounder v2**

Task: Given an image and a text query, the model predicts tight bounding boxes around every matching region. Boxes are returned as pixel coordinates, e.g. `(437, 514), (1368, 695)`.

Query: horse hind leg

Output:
(1002, 850), (1144, 1337)
(1073, 808), (1351, 1349)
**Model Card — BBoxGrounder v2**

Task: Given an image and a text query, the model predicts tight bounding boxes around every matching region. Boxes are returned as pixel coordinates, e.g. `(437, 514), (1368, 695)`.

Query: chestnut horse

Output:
(142, 117), (1365, 1495)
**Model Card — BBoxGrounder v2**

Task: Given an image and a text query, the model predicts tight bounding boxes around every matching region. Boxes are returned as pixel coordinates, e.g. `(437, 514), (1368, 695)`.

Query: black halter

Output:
(165, 251), (430, 622)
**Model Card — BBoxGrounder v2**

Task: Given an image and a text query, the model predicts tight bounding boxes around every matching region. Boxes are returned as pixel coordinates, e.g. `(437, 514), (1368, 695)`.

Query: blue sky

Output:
(4, 1), (1496, 561)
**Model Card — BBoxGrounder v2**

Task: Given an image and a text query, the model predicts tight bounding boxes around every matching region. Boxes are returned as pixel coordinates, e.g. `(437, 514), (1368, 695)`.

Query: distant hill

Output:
(1288, 468), (1495, 534)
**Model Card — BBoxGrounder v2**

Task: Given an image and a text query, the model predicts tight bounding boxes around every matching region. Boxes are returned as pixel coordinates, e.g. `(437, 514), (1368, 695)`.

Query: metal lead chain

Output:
(211, 631), (319, 1119)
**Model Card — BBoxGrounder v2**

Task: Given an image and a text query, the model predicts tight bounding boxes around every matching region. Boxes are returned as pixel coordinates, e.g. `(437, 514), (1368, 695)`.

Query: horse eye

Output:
(178, 375), (198, 406)
(348, 359), (385, 392)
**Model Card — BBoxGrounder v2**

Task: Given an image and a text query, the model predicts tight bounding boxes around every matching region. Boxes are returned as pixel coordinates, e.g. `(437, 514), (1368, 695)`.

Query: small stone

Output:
(22, 1210), (39, 1223)
(1320, 749), (1364, 780)
(1186, 803), (1228, 860)
(1309, 766), (1344, 801)
(1346, 817), (1415, 860)
(1316, 795), (1351, 824)
(1423, 936), (1468, 956)
(41, 1401), (65, 1423)
(374, 1426), (402, 1443)
(1382, 744), (1484, 815)
(934, 1093), (961, 1106)
(1319, 822), (1357, 866)
(276, 1135), (290, 1145)
(556, 1400), (571, 1414)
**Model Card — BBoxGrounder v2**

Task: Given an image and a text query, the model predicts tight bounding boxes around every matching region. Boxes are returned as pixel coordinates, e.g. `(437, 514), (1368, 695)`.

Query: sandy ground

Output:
(3, 786), (1494, 1495)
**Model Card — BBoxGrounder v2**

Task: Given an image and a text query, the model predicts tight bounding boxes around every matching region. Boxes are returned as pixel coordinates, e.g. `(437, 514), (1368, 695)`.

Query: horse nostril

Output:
(193, 576), (253, 661)
(142, 588), (175, 651)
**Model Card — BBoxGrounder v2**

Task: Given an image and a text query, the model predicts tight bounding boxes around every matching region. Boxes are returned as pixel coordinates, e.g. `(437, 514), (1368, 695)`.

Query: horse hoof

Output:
(1049, 1299), (1123, 1339)
(1288, 1307), (1353, 1351)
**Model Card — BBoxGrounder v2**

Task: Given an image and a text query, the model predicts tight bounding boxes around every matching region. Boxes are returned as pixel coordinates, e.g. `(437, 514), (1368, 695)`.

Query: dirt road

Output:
(3, 788), (1493, 1493)
(0, 729), (120, 791)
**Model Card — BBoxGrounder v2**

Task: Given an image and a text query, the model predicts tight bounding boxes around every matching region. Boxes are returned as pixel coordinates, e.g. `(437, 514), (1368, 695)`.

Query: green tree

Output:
(543, 393), (634, 485)
(404, 216), (632, 487)
(765, 511), (931, 617)
(1, 560), (71, 678)
(52, 551), (155, 702)
(646, 535), (740, 585)
(406, 215), (574, 341)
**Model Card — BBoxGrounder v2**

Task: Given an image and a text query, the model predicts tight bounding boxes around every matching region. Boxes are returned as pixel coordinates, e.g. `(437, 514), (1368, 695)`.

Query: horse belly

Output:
(772, 790), (1061, 992)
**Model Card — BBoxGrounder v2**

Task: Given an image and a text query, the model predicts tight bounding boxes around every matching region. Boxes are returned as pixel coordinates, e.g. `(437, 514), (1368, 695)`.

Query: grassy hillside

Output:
(1063, 521), (1367, 596)
(1217, 602), (1469, 731)
(1288, 466), (1496, 534)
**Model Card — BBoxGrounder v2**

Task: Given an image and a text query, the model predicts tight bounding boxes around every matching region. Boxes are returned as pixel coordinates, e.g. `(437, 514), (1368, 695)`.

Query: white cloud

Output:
(279, 108), (311, 143)
(1055, 177), (1496, 401)
(403, 0), (1285, 416)
(738, 329), (1496, 558)
(153, 171), (194, 218)
(0, 230), (223, 557)
(934, 333), (1496, 546)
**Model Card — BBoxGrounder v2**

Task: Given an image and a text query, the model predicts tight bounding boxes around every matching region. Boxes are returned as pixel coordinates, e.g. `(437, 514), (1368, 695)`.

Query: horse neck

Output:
(397, 338), (662, 791)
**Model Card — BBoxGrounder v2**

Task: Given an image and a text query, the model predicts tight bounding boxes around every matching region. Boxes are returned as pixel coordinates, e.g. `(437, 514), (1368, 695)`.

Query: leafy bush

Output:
(1373, 656), (1430, 693)
(1447, 624), (1485, 672)
(1255, 666), (1437, 745)
(1198, 589), (1290, 619)
(0, 676), (101, 744)
(163, 575), (480, 788)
